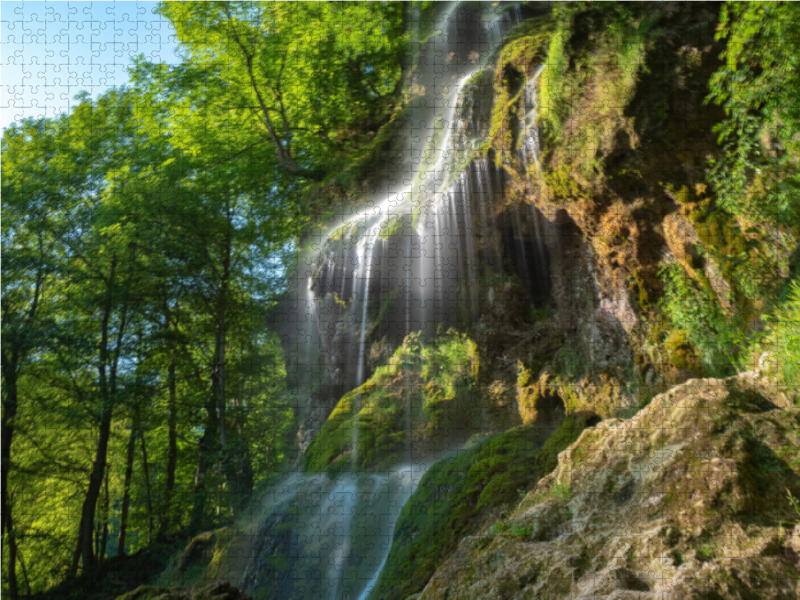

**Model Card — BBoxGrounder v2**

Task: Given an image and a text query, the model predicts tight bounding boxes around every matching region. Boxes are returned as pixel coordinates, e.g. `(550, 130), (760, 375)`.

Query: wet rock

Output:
(116, 580), (251, 600)
(416, 374), (800, 599)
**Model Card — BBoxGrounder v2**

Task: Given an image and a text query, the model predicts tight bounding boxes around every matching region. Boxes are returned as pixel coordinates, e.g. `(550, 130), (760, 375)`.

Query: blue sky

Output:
(2, 1), (181, 130)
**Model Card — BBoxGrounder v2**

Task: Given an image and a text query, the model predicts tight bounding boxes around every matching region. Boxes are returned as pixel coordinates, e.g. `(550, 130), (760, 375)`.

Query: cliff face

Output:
(129, 5), (799, 600)
(414, 373), (800, 599)
(362, 3), (800, 598)
(486, 2), (723, 411)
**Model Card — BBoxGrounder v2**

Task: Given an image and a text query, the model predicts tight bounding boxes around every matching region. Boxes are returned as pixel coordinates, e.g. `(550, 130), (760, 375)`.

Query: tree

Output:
(1, 117), (62, 599)
(155, 1), (406, 180)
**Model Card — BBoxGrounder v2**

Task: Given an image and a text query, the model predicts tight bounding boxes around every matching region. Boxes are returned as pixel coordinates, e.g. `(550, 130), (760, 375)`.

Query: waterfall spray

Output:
(241, 4), (551, 599)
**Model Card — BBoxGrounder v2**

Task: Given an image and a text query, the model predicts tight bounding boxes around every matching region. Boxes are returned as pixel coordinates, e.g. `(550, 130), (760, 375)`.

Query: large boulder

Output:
(416, 374), (800, 599)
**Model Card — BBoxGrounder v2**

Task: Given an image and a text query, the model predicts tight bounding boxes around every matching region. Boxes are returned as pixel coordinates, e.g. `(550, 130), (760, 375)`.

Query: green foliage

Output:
(553, 482), (571, 502)
(489, 520), (533, 539)
(652, 2), (800, 378)
(707, 2), (800, 226)
(2, 3), (410, 591)
(788, 489), (800, 521)
(304, 330), (480, 472)
(659, 262), (744, 376)
(537, 3), (661, 193)
(743, 281), (800, 391)
(689, 201), (785, 307)
(2, 48), (295, 597)
(372, 413), (595, 600)
(554, 347), (582, 380)
(153, 1), (406, 182)
(22, 538), (186, 600)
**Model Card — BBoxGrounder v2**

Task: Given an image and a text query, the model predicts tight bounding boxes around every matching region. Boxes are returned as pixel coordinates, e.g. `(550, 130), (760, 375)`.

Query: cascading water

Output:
(518, 64), (550, 293)
(244, 4), (551, 599)
(239, 465), (433, 600)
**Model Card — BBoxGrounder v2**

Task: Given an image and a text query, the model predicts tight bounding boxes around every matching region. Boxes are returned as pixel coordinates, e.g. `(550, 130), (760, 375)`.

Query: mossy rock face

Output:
(116, 581), (251, 600)
(373, 412), (598, 600)
(304, 330), (482, 473)
(157, 528), (250, 590)
(416, 375), (800, 599)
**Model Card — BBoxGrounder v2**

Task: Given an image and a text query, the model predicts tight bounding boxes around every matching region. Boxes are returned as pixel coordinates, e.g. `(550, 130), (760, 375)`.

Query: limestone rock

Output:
(416, 375), (800, 599)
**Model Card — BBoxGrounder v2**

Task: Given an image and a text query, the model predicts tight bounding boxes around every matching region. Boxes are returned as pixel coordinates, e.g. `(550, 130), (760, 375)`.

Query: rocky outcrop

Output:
(415, 374), (800, 599)
(116, 581), (251, 600)
(149, 528), (251, 594)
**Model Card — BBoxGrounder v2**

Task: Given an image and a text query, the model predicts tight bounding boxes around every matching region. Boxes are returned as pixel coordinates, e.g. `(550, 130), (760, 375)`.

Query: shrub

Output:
(743, 281), (800, 392)
(658, 263), (744, 376)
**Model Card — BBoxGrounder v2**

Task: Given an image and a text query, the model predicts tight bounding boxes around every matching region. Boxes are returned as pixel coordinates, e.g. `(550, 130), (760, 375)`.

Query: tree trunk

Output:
(99, 470), (109, 560)
(77, 411), (113, 568)
(157, 360), (178, 541)
(140, 431), (154, 544)
(94, 510), (101, 559)
(17, 546), (30, 595)
(77, 265), (126, 569)
(217, 243), (230, 450)
(264, 414), (282, 476)
(1, 248), (43, 592)
(1, 365), (19, 599)
(117, 419), (138, 556)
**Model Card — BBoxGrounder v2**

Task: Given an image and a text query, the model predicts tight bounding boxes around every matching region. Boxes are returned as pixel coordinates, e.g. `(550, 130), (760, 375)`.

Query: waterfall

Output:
(239, 464), (435, 600)
(517, 64), (550, 301)
(245, 3), (553, 599)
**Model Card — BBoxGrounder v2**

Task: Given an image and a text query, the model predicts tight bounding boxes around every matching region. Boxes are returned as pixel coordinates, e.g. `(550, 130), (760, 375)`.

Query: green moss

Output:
(498, 18), (554, 68)
(368, 290), (398, 335)
(157, 527), (246, 589)
(372, 413), (597, 600)
(328, 221), (355, 244)
(115, 581), (249, 600)
(377, 215), (409, 240)
(536, 5), (664, 200)
(543, 161), (582, 202)
(304, 330), (480, 473)
(115, 587), (163, 600)
(484, 17), (554, 161)
(537, 21), (567, 133)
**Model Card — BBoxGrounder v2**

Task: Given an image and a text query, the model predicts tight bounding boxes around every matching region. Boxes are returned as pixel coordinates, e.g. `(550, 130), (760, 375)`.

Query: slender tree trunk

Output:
(17, 547), (30, 595)
(1, 365), (20, 599)
(78, 410), (113, 568)
(217, 324), (227, 448)
(117, 419), (138, 556)
(191, 243), (230, 532)
(189, 409), (218, 533)
(217, 247), (229, 449)
(2, 257), (43, 591)
(77, 264), (127, 569)
(94, 510), (101, 559)
(3, 495), (19, 600)
(140, 431), (154, 544)
(69, 545), (81, 578)
(157, 360), (178, 542)
(264, 415), (281, 476)
(99, 470), (109, 560)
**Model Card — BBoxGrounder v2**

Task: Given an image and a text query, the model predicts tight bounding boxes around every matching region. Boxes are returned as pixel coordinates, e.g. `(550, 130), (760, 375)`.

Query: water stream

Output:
(243, 4), (550, 598)
(239, 464), (434, 600)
